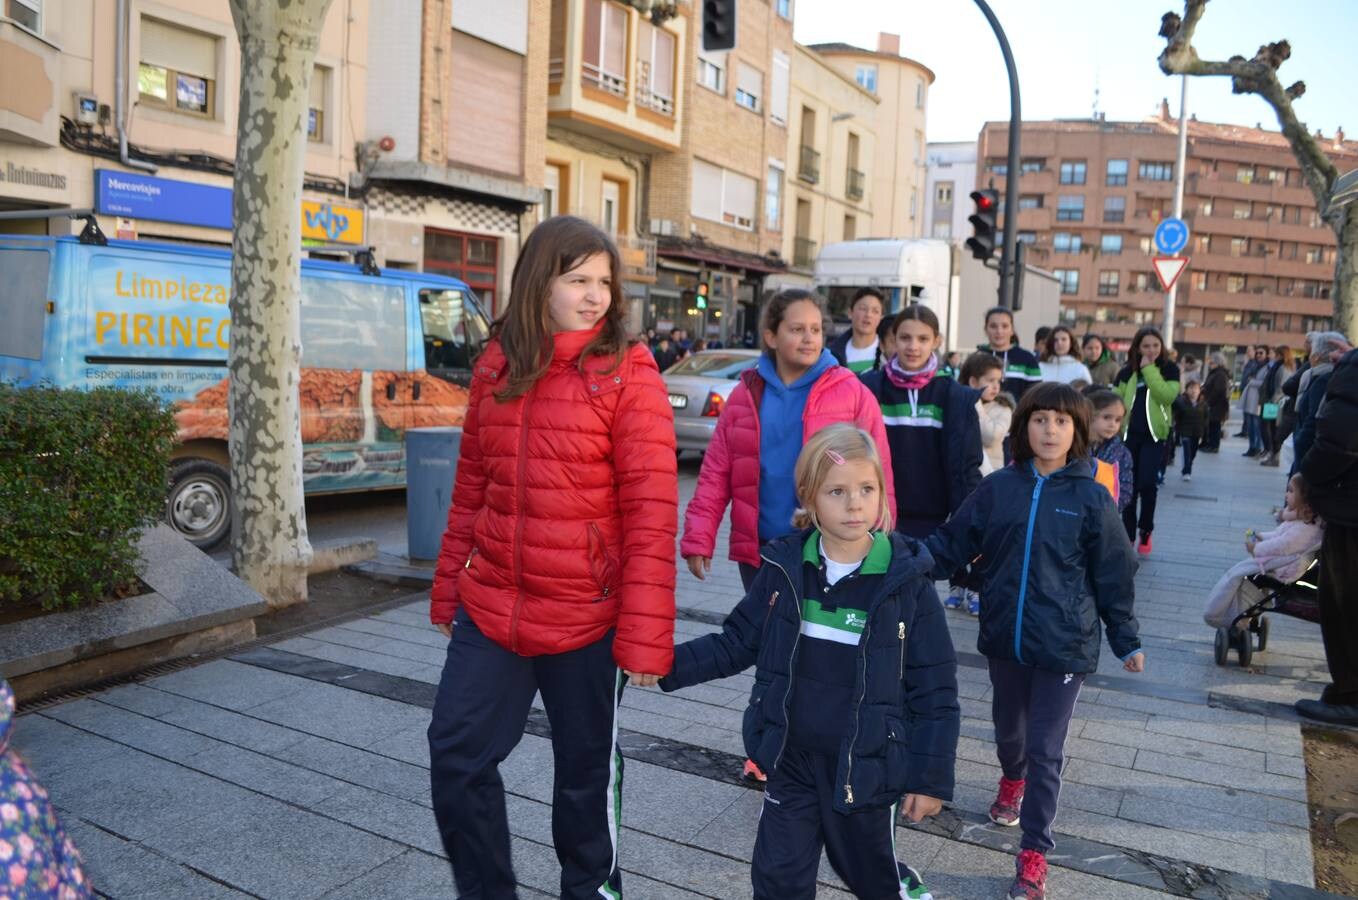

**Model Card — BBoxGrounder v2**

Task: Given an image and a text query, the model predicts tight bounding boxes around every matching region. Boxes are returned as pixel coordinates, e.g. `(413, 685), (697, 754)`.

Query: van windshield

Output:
(419, 288), (489, 371)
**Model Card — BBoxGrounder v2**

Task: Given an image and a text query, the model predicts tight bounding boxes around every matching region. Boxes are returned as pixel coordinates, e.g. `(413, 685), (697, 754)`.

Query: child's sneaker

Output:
(1008, 849), (1047, 900)
(966, 590), (981, 616)
(1137, 531), (1152, 556)
(989, 776), (1024, 826)
(944, 587), (965, 610)
(742, 758), (767, 783)
(897, 862), (933, 900)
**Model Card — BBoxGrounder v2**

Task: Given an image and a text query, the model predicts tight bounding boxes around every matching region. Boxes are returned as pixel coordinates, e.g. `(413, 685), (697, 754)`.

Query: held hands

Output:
(686, 555), (712, 581)
(624, 671), (662, 687)
(899, 794), (943, 823)
(1123, 651), (1146, 673)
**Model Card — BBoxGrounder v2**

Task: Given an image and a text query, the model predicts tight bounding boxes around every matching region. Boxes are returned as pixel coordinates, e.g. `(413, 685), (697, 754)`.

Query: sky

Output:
(793, 0), (1358, 144)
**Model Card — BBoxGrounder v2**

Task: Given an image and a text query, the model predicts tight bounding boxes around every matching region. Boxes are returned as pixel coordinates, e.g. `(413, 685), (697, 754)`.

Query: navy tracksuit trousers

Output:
(988, 658), (1085, 853)
(428, 610), (625, 900)
(752, 746), (918, 900)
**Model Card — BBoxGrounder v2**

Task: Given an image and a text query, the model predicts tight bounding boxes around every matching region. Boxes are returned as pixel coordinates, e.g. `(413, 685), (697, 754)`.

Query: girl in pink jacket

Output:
(682, 290), (894, 595)
(1204, 474), (1323, 629)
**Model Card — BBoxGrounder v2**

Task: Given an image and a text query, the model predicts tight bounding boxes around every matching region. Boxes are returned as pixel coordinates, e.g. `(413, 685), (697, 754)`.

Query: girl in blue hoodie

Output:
(925, 383), (1143, 900)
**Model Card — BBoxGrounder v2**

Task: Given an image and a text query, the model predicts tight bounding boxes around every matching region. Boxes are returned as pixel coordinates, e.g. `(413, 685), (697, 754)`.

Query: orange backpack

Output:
(1091, 458), (1119, 506)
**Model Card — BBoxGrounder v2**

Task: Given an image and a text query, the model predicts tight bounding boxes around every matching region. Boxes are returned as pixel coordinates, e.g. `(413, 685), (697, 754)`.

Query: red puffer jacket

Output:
(681, 364), (895, 567)
(430, 326), (678, 675)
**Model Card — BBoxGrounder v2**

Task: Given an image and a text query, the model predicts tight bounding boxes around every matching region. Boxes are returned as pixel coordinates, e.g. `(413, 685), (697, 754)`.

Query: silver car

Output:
(661, 349), (761, 453)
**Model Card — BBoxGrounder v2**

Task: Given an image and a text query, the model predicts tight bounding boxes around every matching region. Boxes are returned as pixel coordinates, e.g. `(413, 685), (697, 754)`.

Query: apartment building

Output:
(647, 0), (795, 346)
(361, 0), (546, 315)
(783, 43), (878, 280)
(923, 140), (977, 241)
(978, 107), (1357, 353)
(1, 0), (366, 246)
(541, 0), (689, 330)
(806, 33), (932, 240)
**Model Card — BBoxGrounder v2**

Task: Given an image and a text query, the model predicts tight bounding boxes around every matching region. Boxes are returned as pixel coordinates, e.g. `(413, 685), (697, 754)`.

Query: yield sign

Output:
(1153, 256), (1189, 292)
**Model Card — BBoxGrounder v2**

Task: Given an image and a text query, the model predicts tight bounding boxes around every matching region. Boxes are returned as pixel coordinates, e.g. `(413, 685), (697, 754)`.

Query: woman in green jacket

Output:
(1114, 327), (1181, 555)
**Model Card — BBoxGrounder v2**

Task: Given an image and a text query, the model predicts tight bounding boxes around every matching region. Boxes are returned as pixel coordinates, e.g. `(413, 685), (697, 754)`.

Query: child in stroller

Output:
(1204, 474), (1323, 665)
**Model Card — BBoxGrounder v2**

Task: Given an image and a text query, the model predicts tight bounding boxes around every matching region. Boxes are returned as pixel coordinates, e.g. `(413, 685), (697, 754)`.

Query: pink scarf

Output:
(885, 353), (938, 390)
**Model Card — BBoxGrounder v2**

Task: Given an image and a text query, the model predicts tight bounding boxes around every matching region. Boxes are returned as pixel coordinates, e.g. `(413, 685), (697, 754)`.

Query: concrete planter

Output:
(0, 524), (270, 704)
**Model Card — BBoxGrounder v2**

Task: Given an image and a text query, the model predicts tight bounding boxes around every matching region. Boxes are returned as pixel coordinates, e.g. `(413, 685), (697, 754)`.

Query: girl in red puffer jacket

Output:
(427, 216), (678, 900)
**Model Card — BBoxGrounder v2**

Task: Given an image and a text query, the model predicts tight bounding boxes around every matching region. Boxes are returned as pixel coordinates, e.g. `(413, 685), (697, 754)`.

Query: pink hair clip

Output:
(824, 449), (846, 465)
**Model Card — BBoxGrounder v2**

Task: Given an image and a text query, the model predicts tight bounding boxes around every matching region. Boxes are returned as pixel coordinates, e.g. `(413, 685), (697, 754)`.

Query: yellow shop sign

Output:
(300, 200), (365, 244)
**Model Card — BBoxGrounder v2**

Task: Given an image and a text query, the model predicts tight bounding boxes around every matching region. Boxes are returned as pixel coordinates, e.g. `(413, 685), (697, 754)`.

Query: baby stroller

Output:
(1213, 557), (1321, 667)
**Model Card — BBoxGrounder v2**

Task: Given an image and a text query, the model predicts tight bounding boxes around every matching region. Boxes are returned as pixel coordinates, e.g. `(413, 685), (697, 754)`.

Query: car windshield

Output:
(666, 353), (759, 379)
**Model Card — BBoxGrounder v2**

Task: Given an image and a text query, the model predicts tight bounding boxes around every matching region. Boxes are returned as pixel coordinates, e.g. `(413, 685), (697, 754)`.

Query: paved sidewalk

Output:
(13, 433), (1337, 899)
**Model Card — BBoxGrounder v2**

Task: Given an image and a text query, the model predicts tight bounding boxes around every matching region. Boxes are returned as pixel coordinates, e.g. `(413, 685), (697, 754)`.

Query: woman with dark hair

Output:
(1038, 326), (1093, 384)
(1082, 334), (1120, 386)
(1113, 327), (1181, 555)
(1258, 345), (1295, 467)
(427, 216), (679, 898)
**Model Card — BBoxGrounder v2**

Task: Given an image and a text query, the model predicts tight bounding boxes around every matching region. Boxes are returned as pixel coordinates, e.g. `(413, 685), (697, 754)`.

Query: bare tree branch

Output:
(1158, 0), (1338, 216)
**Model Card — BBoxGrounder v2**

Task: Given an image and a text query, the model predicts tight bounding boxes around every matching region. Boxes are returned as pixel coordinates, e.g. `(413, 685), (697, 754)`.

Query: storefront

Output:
(654, 237), (786, 348)
(0, 152), (73, 234)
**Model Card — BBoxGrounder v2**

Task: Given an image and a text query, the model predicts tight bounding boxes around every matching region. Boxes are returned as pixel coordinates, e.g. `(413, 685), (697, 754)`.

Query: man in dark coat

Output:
(1200, 354), (1231, 452)
(1298, 345), (1358, 726)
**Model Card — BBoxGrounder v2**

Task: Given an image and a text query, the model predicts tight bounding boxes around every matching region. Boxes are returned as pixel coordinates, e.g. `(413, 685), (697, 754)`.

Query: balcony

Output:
(846, 168), (865, 201)
(0, 18), (60, 146)
(798, 145), (821, 185)
(793, 236), (818, 269)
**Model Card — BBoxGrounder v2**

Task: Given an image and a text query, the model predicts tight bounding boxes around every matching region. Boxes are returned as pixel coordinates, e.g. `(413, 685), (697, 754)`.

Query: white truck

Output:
(814, 238), (1060, 352)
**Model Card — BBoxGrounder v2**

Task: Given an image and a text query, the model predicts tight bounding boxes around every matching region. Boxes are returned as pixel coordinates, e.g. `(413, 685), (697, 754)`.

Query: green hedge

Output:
(0, 384), (177, 608)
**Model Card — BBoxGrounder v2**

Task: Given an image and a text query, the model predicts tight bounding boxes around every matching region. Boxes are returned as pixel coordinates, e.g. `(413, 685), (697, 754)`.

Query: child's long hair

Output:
(494, 216), (628, 399)
(1041, 326), (1078, 362)
(1010, 382), (1092, 464)
(760, 289), (827, 358)
(891, 303), (940, 338)
(792, 424), (893, 532)
(1128, 326), (1168, 368)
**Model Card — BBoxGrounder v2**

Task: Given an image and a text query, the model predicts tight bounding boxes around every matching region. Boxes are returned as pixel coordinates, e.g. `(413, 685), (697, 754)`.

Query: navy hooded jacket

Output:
(660, 530), (960, 814)
(925, 460), (1141, 673)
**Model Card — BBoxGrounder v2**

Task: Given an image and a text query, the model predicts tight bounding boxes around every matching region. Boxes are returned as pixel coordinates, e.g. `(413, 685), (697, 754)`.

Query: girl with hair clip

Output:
(925, 383), (1142, 900)
(1113, 326), (1181, 556)
(427, 215), (678, 899)
(662, 424), (959, 900)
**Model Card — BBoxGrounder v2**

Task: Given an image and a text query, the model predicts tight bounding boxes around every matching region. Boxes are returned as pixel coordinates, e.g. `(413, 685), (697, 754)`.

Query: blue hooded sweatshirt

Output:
(756, 349), (837, 542)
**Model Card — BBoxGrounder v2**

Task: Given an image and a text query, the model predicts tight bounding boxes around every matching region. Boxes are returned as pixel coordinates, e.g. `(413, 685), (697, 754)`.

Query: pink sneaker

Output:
(989, 776), (1024, 826)
(1008, 849), (1047, 899)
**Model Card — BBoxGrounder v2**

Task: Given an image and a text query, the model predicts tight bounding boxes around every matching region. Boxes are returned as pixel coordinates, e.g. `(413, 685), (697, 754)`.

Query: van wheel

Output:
(167, 459), (232, 550)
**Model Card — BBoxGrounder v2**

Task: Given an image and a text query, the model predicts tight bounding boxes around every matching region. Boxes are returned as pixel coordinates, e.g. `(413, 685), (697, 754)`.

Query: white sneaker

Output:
(1184, 473), (1193, 482)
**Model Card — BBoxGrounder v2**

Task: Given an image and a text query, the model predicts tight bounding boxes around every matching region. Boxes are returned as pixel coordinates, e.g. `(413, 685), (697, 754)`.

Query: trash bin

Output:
(406, 426), (462, 561)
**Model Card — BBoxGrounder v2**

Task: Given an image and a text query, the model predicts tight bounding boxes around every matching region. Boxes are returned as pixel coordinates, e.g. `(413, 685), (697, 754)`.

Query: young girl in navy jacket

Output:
(925, 383), (1144, 900)
(662, 424), (959, 900)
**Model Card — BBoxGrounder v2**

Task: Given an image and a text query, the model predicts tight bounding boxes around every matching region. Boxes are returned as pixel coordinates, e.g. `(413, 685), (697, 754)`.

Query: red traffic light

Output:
(975, 194), (995, 211)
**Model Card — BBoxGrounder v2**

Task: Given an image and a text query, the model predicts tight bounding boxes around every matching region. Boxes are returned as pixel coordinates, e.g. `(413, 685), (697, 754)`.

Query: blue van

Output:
(0, 233), (492, 548)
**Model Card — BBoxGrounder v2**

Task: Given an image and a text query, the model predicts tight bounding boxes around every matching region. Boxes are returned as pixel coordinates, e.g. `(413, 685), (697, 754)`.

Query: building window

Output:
(915, 78), (925, 109)
(697, 56), (724, 93)
(936, 183), (953, 205)
(1020, 158), (1045, 174)
(1053, 269), (1080, 294)
(932, 222), (951, 239)
(777, 0), (792, 18)
(1133, 272), (1150, 291)
(1053, 233), (1082, 253)
(138, 18), (218, 118)
(1193, 272), (1208, 291)
(769, 50), (790, 126)
(636, 20), (676, 115)
(1139, 236), (1153, 254)
(1226, 275), (1246, 293)
(1103, 195), (1125, 223)
(1018, 232), (1037, 245)
(1236, 165), (1255, 184)
(1100, 234), (1123, 255)
(765, 164), (783, 231)
(582, 0), (629, 97)
(1106, 158), (1128, 186)
(1266, 167), (1285, 184)
(735, 63), (762, 113)
(1139, 161), (1174, 181)
(308, 65), (330, 143)
(425, 229), (500, 313)
(600, 178), (623, 234)
(844, 214), (857, 241)
(543, 163), (567, 217)
(1017, 195), (1042, 210)
(984, 158), (1008, 176)
(692, 158), (756, 231)
(1098, 271), (1119, 296)
(1232, 203), (1252, 220)
(1059, 160), (1087, 185)
(1230, 237), (1248, 258)
(1056, 195), (1085, 221)
(855, 64), (878, 93)
(910, 189), (918, 220)
(5, 0), (40, 31)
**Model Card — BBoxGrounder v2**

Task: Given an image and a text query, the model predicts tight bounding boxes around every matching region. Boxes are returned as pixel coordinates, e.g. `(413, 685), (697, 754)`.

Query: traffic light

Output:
(966, 188), (999, 262)
(695, 281), (709, 310)
(702, 0), (736, 52)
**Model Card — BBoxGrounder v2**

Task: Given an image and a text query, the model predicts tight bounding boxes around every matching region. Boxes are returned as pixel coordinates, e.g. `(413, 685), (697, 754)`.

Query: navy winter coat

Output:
(925, 460), (1141, 673)
(660, 530), (960, 814)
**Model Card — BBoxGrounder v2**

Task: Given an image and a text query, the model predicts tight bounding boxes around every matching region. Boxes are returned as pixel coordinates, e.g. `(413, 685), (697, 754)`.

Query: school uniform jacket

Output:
(978, 344), (1042, 400)
(661, 530), (960, 814)
(925, 460), (1141, 673)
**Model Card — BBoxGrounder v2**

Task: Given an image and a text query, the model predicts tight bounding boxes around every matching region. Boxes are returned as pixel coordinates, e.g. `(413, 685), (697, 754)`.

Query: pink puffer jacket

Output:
(681, 365), (895, 566)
